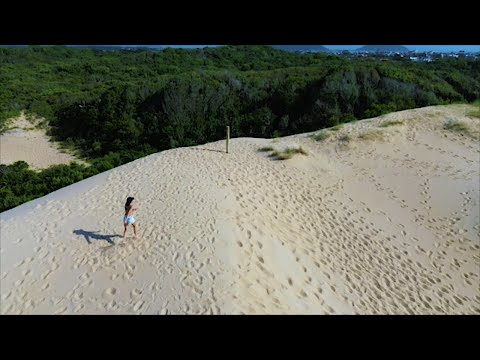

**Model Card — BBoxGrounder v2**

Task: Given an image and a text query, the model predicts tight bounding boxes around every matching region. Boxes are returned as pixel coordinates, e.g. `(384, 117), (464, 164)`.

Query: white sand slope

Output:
(1, 105), (479, 314)
(0, 113), (85, 169)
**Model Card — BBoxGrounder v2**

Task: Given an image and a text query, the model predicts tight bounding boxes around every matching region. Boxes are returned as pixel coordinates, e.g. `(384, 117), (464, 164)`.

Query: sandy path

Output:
(1, 105), (479, 314)
(0, 113), (85, 169)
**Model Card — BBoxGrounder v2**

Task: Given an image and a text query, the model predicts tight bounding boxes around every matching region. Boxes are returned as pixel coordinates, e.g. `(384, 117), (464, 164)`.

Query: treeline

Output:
(53, 62), (479, 158)
(0, 45), (324, 130)
(1, 46), (479, 212)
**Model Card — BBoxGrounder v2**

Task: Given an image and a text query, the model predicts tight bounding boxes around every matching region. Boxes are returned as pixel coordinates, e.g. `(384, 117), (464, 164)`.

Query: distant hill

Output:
(272, 45), (330, 53)
(356, 45), (409, 53)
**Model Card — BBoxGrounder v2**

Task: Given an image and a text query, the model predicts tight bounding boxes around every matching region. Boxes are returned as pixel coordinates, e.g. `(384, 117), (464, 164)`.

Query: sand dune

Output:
(1, 104), (479, 314)
(0, 113), (85, 169)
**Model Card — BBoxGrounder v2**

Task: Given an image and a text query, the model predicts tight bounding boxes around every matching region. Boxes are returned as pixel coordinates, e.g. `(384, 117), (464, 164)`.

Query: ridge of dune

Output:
(1, 104), (479, 314)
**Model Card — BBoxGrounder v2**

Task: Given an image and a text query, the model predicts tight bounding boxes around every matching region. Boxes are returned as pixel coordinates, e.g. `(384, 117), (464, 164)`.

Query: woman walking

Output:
(123, 196), (139, 239)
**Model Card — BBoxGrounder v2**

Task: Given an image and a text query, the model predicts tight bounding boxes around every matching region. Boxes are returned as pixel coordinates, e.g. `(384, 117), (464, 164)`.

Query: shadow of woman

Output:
(73, 229), (122, 245)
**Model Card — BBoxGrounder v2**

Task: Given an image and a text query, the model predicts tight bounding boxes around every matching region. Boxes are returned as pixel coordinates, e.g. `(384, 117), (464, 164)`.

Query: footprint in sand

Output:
(54, 307), (68, 315)
(130, 288), (142, 299)
(104, 288), (117, 297)
(22, 269), (32, 277)
(41, 270), (52, 281)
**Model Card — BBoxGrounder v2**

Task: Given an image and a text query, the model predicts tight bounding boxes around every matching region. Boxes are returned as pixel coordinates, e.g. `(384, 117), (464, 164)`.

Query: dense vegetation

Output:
(1, 45), (479, 212)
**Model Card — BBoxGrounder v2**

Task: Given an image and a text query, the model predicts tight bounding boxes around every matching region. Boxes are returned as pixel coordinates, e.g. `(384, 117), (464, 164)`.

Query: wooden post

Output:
(226, 126), (230, 154)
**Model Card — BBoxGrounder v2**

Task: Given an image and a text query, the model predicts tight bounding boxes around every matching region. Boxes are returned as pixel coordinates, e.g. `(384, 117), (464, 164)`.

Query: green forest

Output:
(1, 45), (479, 212)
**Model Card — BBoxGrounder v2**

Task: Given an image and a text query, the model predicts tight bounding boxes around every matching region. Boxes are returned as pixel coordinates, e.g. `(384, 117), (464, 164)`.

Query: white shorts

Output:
(124, 215), (135, 225)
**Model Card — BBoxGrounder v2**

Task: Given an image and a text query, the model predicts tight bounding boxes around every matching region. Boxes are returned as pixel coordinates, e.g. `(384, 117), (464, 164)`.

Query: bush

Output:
(272, 130), (282, 138)
(379, 120), (403, 127)
(338, 134), (352, 142)
(0, 160), (94, 213)
(358, 130), (384, 141)
(311, 131), (330, 141)
(467, 102), (480, 118)
(258, 146), (274, 152)
(329, 124), (344, 132)
(270, 146), (308, 160)
(443, 118), (478, 139)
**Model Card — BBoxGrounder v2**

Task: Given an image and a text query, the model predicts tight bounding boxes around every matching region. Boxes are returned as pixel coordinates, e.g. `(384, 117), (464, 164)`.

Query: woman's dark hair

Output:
(125, 197), (134, 211)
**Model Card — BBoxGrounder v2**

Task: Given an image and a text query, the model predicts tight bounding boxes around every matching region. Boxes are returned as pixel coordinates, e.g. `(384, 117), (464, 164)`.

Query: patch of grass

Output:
(379, 120), (403, 128)
(0, 115), (20, 135)
(24, 112), (49, 129)
(270, 146), (308, 160)
(2, 126), (19, 133)
(275, 151), (293, 160)
(329, 124), (344, 132)
(286, 147), (308, 156)
(35, 119), (49, 130)
(269, 150), (279, 157)
(443, 118), (479, 139)
(258, 146), (274, 152)
(444, 118), (470, 132)
(467, 108), (480, 119)
(25, 112), (37, 123)
(338, 134), (352, 142)
(311, 131), (330, 142)
(56, 139), (87, 159)
(272, 130), (282, 138)
(358, 130), (384, 141)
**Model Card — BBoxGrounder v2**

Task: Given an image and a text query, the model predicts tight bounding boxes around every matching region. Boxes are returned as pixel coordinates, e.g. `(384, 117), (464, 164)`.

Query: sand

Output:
(1, 104), (479, 314)
(0, 113), (85, 169)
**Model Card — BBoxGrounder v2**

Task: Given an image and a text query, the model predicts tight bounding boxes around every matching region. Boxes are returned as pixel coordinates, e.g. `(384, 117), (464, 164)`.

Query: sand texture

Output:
(1, 105), (479, 314)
